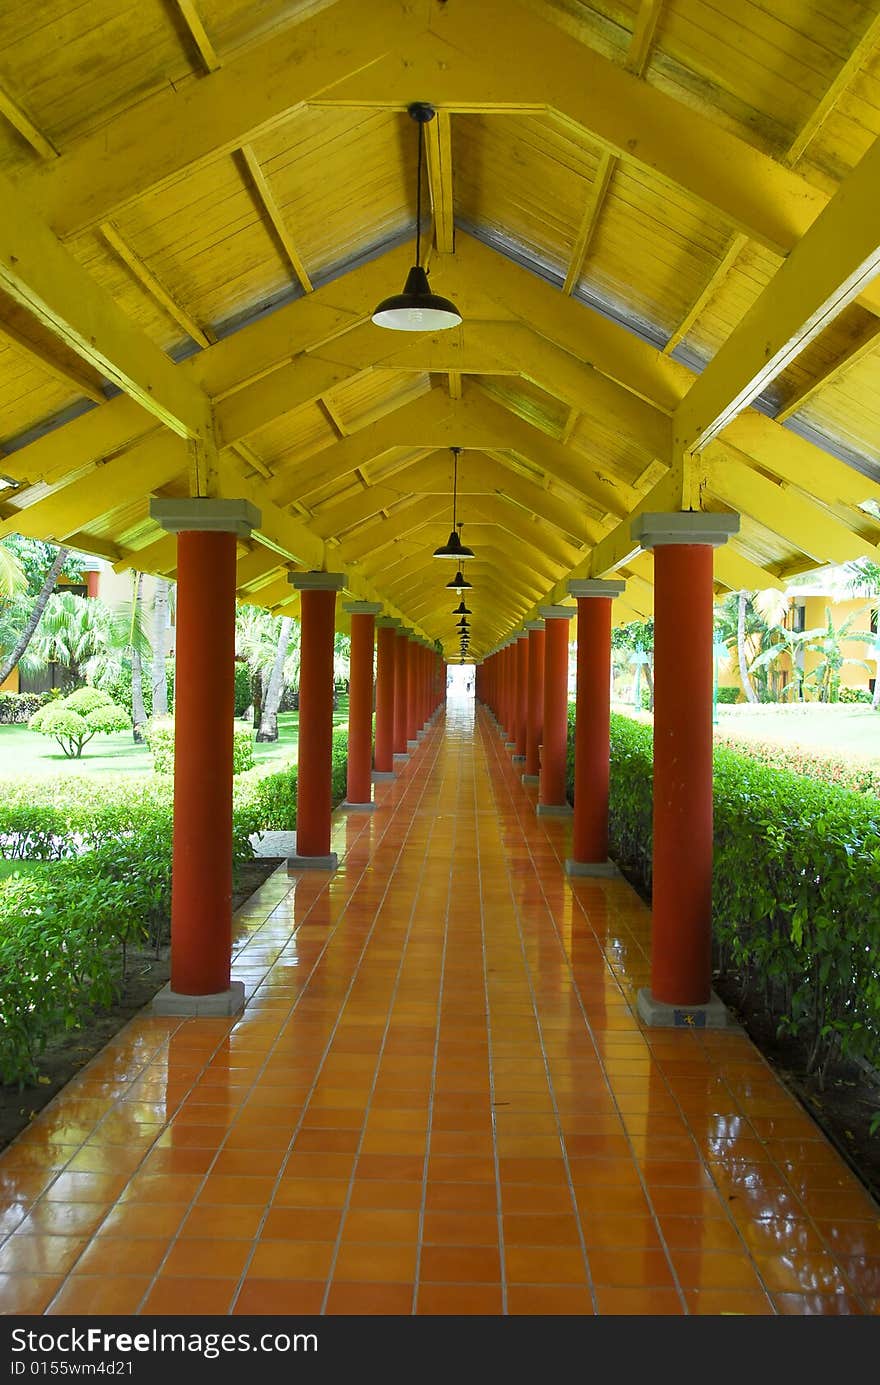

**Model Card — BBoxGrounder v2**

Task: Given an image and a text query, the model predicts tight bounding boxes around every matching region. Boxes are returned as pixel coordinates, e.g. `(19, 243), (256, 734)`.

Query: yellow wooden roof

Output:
(2, 0), (880, 658)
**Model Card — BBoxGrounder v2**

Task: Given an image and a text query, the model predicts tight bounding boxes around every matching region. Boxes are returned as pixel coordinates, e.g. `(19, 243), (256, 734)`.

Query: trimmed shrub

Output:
(580, 712), (880, 1078)
(144, 717), (255, 775)
(715, 686), (741, 704)
(0, 691), (53, 724)
(255, 727), (348, 830)
(234, 661), (251, 717)
(29, 692), (130, 758)
(715, 734), (880, 796)
(840, 686), (874, 704)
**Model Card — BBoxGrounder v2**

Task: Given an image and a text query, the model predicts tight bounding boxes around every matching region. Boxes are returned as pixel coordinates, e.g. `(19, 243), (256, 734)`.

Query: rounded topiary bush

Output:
(29, 693), (131, 758)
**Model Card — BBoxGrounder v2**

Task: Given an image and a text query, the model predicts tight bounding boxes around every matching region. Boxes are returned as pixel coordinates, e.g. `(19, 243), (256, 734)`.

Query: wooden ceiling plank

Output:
(0, 316), (105, 403)
(21, 0), (412, 239)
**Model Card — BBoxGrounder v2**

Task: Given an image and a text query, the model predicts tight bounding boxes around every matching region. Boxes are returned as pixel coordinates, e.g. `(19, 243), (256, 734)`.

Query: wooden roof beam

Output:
(170, 0), (221, 74)
(100, 222), (215, 349)
(239, 145), (313, 294)
(0, 82), (57, 160)
(674, 136), (880, 454)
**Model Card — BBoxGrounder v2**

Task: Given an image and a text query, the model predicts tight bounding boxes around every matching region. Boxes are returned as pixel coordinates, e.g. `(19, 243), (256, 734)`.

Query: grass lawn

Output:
(0, 701), (349, 779)
(0, 860), (43, 881)
(713, 703), (880, 759)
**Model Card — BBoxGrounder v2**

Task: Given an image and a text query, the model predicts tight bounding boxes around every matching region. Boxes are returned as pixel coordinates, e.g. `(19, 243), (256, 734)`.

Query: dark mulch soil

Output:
(0, 857), (285, 1157)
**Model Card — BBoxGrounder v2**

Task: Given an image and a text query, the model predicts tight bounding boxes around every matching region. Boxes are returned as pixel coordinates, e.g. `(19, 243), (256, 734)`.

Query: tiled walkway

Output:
(1, 697), (879, 1316)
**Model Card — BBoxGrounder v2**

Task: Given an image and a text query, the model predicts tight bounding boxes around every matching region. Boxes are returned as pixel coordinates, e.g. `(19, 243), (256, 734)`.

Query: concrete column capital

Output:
(290, 571), (346, 591)
(525, 620), (545, 632)
(150, 497), (260, 536)
(568, 579), (626, 599)
(631, 512), (740, 549)
(538, 605), (576, 621)
(376, 616), (402, 629)
(343, 601), (382, 615)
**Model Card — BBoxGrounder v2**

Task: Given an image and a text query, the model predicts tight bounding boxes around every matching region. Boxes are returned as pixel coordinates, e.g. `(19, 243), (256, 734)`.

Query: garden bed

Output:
(0, 856), (284, 1155)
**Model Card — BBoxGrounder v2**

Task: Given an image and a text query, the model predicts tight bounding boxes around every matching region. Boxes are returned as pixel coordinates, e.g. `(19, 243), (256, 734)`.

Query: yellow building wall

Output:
(714, 593), (878, 700)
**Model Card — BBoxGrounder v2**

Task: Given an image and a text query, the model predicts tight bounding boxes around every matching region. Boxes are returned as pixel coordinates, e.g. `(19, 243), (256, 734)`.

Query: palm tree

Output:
(748, 622), (815, 702)
(802, 605), (875, 703)
(845, 560), (880, 709)
(257, 616), (293, 742)
(151, 577), (171, 717)
(0, 542), (26, 599)
(0, 546), (70, 686)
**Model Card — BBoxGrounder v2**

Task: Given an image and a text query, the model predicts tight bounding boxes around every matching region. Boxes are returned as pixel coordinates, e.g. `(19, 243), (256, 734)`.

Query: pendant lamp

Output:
(434, 449), (474, 559)
(372, 103), (461, 331)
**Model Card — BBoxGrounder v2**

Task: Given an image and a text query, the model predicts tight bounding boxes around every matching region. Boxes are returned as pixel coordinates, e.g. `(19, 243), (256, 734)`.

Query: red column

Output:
(170, 530), (237, 996)
(374, 619), (397, 775)
(343, 601), (380, 806)
(291, 572), (345, 864)
(393, 628), (409, 757)
(632, 512), (738, 1020)
(149, 495), (259, 1013)
(513, 634), (528, 759)
(538, 606), (575, 812)
(86, 570), (100, 598)
(523, 621), (545, 783)
(405, 635), (419, 747)
(566, 581), (625, 873)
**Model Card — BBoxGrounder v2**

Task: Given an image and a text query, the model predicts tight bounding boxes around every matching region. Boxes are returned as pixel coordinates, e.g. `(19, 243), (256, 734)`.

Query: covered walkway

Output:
(0, 698), (878, 1318)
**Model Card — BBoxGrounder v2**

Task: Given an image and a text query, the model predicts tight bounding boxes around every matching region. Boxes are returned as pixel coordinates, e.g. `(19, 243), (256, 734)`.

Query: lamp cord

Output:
(415, 117), (424, 270)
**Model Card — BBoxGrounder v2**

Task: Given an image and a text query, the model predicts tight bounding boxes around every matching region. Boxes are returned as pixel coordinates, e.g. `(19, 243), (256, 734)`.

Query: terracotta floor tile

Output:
(272, 1179), (350, 1208)
(248, 1240), (335, 1280)
(502, 1214), (582, 1247)
(179, 1205), (266, 1240)
(45, 1276), (151, 1316)
(261, 1207), (341, 1241)
(422, 1211), (500, 1246)
(70, 1236), (169, 1276)
(419, 1244), (501, 1283)
(684, 1288), (775, 1315)
(326, 1281), (414, 1314)
(424, 1182), (499, 1213)
(773, 1292), (865, 1315)
(416, 1282), (503, 1315)
(348, 1180), (425, 1211)
(197, 1174), (276, 1205)
(502, 1184), (574, 1215)
(334, 1243), (419, 1283)
(13, 1203), (109, 1238)
(594, 1286), (684, 1315)
(233, 1279), (326, 1315)
(505, 1246), (587, 1285)
(668, 1250), (766, 1291)
(160, 1237), (252, 1279)
(141, 1278), (237, 1315)
(342, 1210), (421, 1243)
(0, 1274), (64, 1314)
(506, 1284), (596, 1315)
(0, 1235), (88, 1276)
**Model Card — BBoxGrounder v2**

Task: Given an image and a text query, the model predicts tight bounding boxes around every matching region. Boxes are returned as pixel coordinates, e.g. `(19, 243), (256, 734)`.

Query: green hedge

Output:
(0, 729), (349, 1085)
(716, 733), (880, 796)
(715, 685), (741, 704)
(144, 718), (255, 775)
(0, 691), (53, 724)
(567, 710), (880, 1078)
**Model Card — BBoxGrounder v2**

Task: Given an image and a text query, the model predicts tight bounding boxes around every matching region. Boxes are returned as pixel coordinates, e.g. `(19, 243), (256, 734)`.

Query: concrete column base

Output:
(406, 739), (419, 751)
(511, 754), (526, 763)
(521, 773), (539, 785)
(637, 987), (733, 1030)
(287, 852), (339, 872)
(152, 981), (245, 1018)
(341, 801), (377, 812)
(565, 858), (620, 878)
(504, 741), (516, 751)
(372, 770), (396, 782)
(393, 752), (410, 763)
(537, 803), (573, 817)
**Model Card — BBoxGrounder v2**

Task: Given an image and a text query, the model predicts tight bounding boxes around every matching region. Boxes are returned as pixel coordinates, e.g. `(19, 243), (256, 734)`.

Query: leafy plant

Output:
(144, 717), (255, 775)
(28, 690), (130, 758)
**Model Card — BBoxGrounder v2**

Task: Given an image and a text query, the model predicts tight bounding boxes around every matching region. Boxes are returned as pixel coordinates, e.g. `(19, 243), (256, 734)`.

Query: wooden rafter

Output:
(170, 0), (221, 73)
(100, 222), (215, 349)
(239, 144), (312, 293)
(0, 82), (56, 159)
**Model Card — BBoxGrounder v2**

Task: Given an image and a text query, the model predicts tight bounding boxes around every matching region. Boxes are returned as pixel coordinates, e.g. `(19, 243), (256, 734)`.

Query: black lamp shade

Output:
(372, 266), (461, 332)
(433, 527), (475, 560)
(446, 569), (472, 591)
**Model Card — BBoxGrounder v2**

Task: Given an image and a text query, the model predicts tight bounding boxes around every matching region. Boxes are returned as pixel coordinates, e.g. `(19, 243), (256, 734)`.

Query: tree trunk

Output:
(257, 617), (291, 742)
(251, 671), (263, 728)
(0, 546), (69, 685)
(737, 591), (760, 704)
(130, 575), (147, 742)
(131, 650), (147, 742)
(644, 660), (654, 712)
(151, 577), (169, 718)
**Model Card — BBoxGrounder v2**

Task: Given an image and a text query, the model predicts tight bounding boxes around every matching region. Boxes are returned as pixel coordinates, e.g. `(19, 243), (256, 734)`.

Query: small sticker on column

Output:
(673, 1009), (706, 1028)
